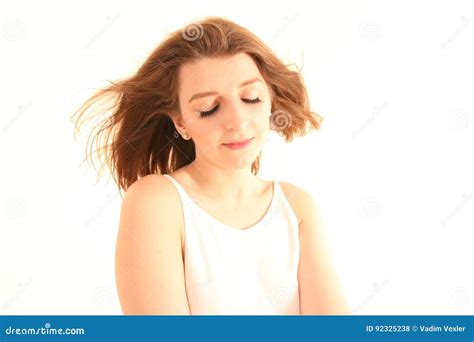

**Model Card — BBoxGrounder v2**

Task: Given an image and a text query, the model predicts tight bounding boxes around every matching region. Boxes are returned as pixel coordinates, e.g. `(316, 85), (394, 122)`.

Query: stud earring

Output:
(180, 127), (189, 140)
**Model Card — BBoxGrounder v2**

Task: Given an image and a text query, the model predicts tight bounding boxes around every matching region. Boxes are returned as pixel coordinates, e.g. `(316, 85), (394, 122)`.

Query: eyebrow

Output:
(188, 77), (263, 104)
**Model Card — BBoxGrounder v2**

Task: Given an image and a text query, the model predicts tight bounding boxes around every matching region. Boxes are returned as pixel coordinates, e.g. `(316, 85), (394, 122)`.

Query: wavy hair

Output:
(71, 16), (323, 193)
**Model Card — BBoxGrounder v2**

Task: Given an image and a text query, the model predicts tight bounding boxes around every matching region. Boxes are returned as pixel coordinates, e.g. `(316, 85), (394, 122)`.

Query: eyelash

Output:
(198, 98), (261, 117)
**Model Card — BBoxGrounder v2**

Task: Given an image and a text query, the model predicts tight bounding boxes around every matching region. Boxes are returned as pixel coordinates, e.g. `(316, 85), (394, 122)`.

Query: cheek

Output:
(256, 110), (272, 129)
(190, 122), (220, 144)
(252, 117), (271, 145)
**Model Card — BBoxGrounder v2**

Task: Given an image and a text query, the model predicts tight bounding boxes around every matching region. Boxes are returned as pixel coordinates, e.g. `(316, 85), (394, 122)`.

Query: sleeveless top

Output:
(163, 174), (301, 315)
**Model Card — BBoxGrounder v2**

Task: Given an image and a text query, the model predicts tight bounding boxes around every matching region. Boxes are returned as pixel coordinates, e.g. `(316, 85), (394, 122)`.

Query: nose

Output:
(224, 100), (250, 131)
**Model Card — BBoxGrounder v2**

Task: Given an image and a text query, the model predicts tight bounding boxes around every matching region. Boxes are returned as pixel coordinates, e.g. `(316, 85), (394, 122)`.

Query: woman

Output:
(72, 16), (349, 315)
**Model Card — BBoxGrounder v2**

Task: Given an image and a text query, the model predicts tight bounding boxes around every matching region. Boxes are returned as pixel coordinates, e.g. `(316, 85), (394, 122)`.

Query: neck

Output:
(186, 160), (258, 202)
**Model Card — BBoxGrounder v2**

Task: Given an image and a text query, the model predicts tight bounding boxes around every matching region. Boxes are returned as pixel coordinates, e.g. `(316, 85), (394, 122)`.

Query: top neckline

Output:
(163, 174), (277, 233)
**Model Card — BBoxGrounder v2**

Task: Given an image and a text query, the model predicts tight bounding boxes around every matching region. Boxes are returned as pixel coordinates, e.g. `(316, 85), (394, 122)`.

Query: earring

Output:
(180, 128), (189, 140)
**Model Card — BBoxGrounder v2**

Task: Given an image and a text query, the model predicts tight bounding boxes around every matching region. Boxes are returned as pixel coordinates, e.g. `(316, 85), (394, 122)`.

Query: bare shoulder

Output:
(122, 174), (181, 214)
(115, 173), (189, 314)
(287, 182), (347, 314)
(119, 173), (185, 251)
(125, 173), (175, 198)
(278, 180), (320, 227)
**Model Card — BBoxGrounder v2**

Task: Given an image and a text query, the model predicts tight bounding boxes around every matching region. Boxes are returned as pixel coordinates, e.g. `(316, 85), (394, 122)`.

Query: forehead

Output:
(178, 53), (262, 94)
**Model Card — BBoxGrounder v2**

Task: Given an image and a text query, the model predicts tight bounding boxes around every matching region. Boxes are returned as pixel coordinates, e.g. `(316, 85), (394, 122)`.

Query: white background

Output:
(1, 0), (473, 314)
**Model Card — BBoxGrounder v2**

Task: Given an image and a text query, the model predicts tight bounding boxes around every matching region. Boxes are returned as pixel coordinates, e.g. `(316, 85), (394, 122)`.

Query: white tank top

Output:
(163, 174), (301, 315)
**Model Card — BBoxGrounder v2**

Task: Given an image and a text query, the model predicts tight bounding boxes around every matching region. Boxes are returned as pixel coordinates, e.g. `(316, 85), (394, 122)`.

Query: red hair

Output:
(71, 16), (323, 192)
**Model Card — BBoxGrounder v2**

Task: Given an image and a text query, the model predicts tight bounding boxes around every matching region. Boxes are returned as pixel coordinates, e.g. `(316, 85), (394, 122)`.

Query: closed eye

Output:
(198, 98), (261, 117)
(243, 97), (261, 104)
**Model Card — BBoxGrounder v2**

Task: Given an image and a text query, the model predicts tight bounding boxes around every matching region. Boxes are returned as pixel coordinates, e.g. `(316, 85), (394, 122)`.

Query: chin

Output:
(224, 153), (260, 169)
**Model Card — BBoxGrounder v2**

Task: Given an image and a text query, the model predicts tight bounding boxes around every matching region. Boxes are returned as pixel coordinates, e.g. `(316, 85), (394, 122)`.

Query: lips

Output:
(221, 137), (254, 150)
(222, 138), (253, 145)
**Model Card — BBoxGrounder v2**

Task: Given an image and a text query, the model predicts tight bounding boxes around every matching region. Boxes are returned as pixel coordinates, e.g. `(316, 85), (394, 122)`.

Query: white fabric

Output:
(163, 174), (301, 315)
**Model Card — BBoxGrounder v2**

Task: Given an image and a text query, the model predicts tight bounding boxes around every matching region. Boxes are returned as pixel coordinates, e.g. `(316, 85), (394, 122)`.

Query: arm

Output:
(296, 189), (350, 315)
(115, 175), (190, 315)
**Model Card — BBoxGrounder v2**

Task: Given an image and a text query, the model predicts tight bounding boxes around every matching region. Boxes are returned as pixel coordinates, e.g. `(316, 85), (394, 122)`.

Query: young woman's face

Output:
(176, 52), (272, 170)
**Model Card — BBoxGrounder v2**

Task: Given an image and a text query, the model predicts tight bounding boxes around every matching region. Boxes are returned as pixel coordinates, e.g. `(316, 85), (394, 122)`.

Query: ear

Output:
(168, 112), (190, 140)
(267, 83), (275, 103)
(169, 111), (184, 130)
